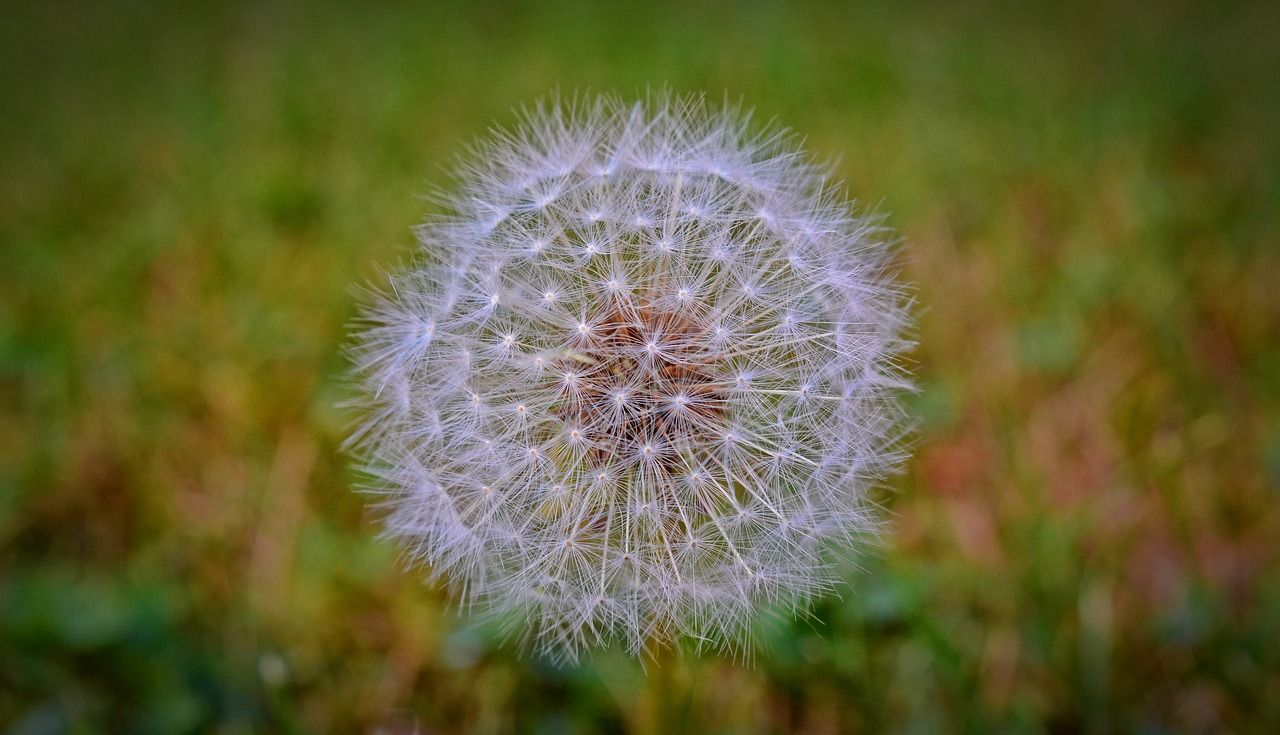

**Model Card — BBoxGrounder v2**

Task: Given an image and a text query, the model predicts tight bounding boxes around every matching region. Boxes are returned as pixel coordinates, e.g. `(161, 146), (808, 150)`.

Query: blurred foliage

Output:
(2, 0), (1278, 732)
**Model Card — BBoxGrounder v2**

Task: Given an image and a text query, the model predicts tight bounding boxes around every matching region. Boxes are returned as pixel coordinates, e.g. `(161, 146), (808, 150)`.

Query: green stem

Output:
(640, 640), (676, 735)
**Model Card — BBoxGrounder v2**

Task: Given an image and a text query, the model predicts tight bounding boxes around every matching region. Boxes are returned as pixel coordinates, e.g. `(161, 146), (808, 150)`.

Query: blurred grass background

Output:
(2, 0), (1278, 732)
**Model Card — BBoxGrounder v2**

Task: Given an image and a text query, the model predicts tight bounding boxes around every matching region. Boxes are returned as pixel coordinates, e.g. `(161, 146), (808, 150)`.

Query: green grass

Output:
(2, 0), (1278, 732)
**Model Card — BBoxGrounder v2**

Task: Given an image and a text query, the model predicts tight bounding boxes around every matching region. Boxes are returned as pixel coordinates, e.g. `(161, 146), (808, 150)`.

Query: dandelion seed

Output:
(347, 92), (912, 661)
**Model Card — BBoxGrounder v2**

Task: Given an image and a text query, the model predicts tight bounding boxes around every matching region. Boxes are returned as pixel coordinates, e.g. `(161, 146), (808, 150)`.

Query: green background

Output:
(2, 0), (1278, 732)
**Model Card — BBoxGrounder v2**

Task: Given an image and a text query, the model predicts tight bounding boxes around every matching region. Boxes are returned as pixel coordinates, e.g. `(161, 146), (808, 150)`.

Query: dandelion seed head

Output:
(348, 92), (912, 661)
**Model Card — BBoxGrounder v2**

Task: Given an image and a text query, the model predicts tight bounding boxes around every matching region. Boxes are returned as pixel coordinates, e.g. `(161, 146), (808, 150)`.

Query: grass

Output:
(2, 0), (1278, 732)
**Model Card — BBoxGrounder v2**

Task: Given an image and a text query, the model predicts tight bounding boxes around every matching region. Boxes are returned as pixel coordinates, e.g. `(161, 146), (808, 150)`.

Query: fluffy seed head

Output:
(348, 93), (912, 660)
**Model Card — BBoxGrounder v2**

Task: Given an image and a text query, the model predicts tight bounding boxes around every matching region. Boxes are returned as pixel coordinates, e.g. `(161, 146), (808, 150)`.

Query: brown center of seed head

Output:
(552, 301), (729, 474)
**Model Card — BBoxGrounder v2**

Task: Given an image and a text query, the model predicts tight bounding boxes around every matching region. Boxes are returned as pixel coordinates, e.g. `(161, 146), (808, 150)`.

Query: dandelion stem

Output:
(640, 639), (677, 735)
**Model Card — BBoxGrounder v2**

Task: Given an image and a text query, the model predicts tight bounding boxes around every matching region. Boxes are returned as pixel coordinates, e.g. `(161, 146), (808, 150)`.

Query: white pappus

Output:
(347, 92), (913, 661)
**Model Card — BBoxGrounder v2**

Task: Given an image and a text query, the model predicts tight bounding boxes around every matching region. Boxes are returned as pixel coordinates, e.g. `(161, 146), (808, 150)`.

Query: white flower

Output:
(348, 93), (912, 660)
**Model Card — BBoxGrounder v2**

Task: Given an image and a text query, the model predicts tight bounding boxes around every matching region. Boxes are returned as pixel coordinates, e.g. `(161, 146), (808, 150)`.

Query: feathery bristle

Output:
(348, 92), (913, 661)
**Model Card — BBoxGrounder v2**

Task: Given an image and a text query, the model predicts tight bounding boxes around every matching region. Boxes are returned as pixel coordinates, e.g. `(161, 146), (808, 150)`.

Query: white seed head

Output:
(348, 92), (912, 661)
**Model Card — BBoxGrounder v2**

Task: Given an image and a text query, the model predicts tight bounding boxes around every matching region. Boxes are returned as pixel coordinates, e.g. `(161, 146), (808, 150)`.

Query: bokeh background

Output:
(3, 0), (1278, 732)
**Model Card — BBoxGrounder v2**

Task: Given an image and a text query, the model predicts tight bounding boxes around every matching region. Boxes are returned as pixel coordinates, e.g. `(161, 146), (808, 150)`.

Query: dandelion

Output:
(348, 92), (912, 661)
